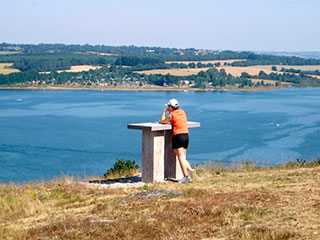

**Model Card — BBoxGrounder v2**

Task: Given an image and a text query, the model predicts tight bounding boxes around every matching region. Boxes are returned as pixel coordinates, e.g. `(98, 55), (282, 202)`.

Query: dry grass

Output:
(0, 63), (20, 74)
(1, 165), (320, 239)
(165, 59), (247, 65)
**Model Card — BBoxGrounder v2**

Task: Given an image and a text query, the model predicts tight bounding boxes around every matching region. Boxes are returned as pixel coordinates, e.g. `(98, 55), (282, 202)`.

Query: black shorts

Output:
(172, 133), (189, 149)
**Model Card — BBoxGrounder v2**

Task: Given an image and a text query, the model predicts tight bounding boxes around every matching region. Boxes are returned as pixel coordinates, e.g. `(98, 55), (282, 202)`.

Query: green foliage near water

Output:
(104, 159), (140, 179)
(242, 70), (320, 86)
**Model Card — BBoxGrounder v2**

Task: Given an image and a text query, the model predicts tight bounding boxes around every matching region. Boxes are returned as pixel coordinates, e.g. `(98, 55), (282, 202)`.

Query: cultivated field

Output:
(0, 51), (21, 55)
(0, 63), (20, 74)
(57, 65), (102, 73)
(1, 164), (320, 239)
(165, 59), (247, 65)
(217, 66), (282, 77)
(136, 64), (320, 78)
(136, 66), (280, 77)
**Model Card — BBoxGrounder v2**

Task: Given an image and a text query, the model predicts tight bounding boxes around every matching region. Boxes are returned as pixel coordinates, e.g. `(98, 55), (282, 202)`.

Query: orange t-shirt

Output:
(169, 109), (188, 135)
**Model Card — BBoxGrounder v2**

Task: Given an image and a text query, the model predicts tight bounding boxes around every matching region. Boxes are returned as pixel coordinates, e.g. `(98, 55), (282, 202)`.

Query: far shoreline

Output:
(0, 85), (290, 92)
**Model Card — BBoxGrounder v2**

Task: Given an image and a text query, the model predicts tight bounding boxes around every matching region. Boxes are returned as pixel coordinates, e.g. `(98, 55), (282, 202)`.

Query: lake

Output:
(1, 88), (320, 183)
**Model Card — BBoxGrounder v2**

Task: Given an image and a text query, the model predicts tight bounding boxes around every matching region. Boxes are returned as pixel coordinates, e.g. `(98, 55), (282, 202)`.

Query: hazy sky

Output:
(1, 0), (319, 51)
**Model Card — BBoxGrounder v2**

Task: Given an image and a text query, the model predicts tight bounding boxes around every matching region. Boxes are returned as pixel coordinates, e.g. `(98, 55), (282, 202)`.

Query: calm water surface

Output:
(1, 88), (320, 182)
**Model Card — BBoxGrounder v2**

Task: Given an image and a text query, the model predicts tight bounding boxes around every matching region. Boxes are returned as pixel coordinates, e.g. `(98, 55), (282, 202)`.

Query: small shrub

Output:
(284, 158), (320, 168)
(104, 159), (140, 179)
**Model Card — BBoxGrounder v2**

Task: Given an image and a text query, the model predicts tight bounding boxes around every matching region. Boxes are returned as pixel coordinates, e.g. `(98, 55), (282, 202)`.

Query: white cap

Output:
(165, 99), (179, 107)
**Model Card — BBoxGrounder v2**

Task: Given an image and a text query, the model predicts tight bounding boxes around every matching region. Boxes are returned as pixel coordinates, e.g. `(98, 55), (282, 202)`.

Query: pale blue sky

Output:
(1, 0), (319, 51)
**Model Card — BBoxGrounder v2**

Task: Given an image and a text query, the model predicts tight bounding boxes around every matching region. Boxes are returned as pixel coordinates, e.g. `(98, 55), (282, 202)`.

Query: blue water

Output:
(1, 88), (320, 183)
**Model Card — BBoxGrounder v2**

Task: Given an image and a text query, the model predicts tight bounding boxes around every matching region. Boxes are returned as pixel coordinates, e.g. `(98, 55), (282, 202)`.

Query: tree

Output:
(194, 76), (208, 89)
(188, 63), (196, 68)
(241, 72), (250, 78)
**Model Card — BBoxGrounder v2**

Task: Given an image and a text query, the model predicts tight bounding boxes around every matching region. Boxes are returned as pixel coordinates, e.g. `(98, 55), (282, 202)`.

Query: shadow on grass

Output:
(89, 176), (142, 184)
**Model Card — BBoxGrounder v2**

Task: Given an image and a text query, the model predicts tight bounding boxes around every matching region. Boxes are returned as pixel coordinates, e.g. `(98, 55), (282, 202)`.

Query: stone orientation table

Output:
(128, 122), (200, 183)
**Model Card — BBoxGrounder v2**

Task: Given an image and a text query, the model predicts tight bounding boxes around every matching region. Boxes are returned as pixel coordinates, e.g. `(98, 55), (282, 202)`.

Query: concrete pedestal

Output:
(142, 130), (165, 182)
(128, 122), (200, 183)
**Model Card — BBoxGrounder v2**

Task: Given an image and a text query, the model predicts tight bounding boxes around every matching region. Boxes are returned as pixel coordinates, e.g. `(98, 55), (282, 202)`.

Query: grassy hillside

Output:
(1, 162), (320, 240)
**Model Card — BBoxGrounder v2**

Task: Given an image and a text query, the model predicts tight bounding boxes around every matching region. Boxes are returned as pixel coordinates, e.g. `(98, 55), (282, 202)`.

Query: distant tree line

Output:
(113, 56), (227, 71)
(0, 43), (244, 59)
(279, 68), (320, 76)
(0, 53), (115, 72)
(231, 54), (320, 66)
(114, 56), (165, 66)
(2, 43), (320, 72)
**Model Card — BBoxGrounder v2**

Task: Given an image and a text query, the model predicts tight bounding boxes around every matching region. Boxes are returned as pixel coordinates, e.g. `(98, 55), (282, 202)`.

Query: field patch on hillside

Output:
(57, 65), (102, 73)
(165, 59), (247, 65)
(216, 66), (279, 77)
(0, 63), (20, 74)
(0, 51), (21, 55)
(136, 66), (281, 77)
(136, 64), (320, 79)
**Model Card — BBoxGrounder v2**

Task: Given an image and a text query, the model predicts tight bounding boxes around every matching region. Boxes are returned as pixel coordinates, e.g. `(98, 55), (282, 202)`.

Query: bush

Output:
(284, 158), (320, 168)
(104, 159), (140, 179)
